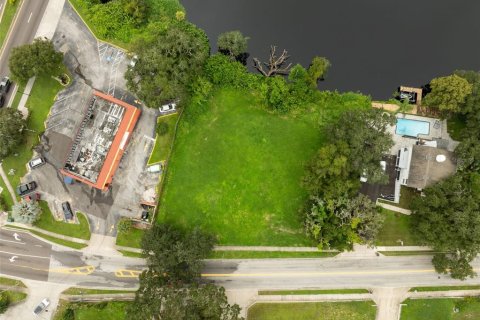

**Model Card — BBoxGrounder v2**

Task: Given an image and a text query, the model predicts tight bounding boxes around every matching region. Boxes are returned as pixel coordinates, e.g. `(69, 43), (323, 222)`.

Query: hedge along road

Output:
(182, 0), (480, 99)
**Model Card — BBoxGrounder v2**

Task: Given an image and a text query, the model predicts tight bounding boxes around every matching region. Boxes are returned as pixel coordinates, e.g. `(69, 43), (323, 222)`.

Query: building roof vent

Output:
(436, 154), (446, 163)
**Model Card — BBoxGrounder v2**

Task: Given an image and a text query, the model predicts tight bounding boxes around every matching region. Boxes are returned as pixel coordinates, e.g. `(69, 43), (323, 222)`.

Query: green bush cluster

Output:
(76, 0), (184, 45)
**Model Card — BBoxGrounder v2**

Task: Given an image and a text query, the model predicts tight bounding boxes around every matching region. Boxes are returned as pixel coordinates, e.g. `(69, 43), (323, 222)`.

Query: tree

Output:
(432, 252), (476, 280)
(305, 195), (383, 250)
(217, 31), (249, 60)
(307, 56), (331, 86)
(412, 173), (480, 279)
(253, 46), (292, 77)
(455, 137), (480, 172)
(0, 108), (26, 158)
(9, 38), (63, 84)
(123, 0), (148, 25)
(303, 143), (358, 199)
(125, 23), (210, 108)
(127, 272), (243, 320)
(117, 218), (132, 233)
(423, 74), (472, 113)
(12, 200), (40, 224)
(327, 108), (395, 184)
(141, 224), (215, 283)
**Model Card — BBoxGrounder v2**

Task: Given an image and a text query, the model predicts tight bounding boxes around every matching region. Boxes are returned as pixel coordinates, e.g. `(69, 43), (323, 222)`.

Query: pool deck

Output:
(387, 114), (458, 155)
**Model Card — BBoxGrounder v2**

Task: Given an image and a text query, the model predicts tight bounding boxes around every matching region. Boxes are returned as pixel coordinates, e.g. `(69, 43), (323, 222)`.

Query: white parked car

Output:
(29, 157), (45, 169)
(159, 102), (176, 114)
(33, 298), (50, 315)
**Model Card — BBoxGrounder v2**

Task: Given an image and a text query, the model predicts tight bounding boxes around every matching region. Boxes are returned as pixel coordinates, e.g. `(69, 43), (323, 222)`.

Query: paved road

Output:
(0, 229), (51, 281)
(3, 227), (480, 291)
(0, 228), (143, 289)
(0, 0), (49, 105)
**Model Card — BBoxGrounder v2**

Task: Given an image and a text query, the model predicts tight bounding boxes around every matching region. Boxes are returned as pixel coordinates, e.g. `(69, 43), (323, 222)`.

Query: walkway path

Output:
(372, 287), (409, 320)
(0, 163), (17, 204)
(377, 201), (412, 215)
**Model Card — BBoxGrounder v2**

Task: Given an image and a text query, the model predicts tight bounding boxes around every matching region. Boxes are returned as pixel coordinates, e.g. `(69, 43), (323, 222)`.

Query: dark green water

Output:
(182, 0), (480, 98)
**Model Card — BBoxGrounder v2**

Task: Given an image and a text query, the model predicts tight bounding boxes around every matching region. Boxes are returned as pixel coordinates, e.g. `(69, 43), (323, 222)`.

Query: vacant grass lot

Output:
(159, 90), (321, 245)
(248, 301), (376, 320)
(159, 89), (370, 245)
(148, 113), (179, 164)
(209, 251), (337, 259)
(33, 201), (91, 240)
(400, 297), (480, 320)
(376, 209), (418, 246)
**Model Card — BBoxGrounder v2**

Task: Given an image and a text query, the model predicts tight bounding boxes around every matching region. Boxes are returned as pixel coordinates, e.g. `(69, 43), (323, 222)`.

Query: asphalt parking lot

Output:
(23, 2), (158, 236)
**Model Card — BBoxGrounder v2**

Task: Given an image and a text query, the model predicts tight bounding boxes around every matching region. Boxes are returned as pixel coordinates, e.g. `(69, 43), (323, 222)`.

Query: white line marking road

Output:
(0, 238), (25, 245)
(27, 11), (32, 23)
(0, 250), (50, 260)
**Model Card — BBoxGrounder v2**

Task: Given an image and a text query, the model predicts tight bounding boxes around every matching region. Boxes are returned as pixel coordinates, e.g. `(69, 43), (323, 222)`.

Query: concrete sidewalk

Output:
(0, 163), (17, 204)
(377, 202), (412, 215)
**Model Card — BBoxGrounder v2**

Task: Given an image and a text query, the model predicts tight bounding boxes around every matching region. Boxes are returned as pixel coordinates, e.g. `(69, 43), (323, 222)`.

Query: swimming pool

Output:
(395, 118), (430, 137)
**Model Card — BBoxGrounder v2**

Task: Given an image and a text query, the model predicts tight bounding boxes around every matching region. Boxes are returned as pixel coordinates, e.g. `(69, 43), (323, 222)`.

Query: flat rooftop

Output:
(61, 91), (141, 190)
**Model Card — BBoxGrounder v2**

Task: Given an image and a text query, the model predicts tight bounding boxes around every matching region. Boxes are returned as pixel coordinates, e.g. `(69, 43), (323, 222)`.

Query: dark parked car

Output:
(0, 76), (11, 94)
(62, 202), (73, 220)
(16, 181), (37, 196)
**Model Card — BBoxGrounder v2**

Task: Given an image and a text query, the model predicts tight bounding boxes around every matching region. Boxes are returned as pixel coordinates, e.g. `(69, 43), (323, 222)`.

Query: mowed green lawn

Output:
(247, 301), (377, 320)
(376, 209), (419, 246)
(400, 298), (480, 320)
(159, 89), (323, 245)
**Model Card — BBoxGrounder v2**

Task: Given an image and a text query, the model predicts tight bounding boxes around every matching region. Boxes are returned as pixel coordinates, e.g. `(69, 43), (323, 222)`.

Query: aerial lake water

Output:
(181, 0), (480, 99)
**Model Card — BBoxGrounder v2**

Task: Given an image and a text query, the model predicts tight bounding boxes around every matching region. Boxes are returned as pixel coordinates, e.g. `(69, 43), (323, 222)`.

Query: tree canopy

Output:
(141, 223), (215, 283)
(9, 38), (63, 84)
(125, 23), (210, 108)
(307, 56), (331, 86)
(127, 272), (242, 320)
(217, 30), (249, 59)
(305, 194), (383, 250)
(128, 224), (242, 319)
(411, 173), (480, 279)
(423, 74), (472, 113)
(0, 108), (26, 158)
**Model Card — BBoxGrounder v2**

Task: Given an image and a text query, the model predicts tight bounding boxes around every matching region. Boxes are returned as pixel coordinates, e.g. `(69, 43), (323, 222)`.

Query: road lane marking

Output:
(50, 265), (95, 275)
(27, 11), (32, 23)
(0, 238), (25, 245)
(0, 250), (49, 259)
(115, 269), (142, 278)
(13, 232), (21, 241)
(9, 256), (17, 262)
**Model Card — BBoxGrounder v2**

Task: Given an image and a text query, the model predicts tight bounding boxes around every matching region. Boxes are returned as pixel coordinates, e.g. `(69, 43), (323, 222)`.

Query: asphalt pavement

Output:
(0, 228), (51, 281)
(0, 0), (49, 105)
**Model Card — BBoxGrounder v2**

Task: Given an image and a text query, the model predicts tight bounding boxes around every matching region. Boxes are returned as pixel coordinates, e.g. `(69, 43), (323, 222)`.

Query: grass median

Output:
(248, 301), (376, 320)
(0, 0), (20, 49)
(258, 289), (369, 295)
(148, 113), (179, 165)
(209, 251), (338, 259)
(54, 300), (131, 320)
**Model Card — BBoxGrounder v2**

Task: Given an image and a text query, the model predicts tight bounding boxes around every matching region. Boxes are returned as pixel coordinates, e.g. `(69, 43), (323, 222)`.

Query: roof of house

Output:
(406, 145), (456, 189)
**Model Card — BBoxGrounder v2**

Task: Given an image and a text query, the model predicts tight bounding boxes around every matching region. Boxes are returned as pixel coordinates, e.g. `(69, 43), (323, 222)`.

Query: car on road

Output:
(16, 181), (37, 196)
(0, 76), (12, 94)
(62, 201), (73, 220)
(33, 298), (49, 315)
(159, 102), (176, 114)
(29, 157), (46, 169)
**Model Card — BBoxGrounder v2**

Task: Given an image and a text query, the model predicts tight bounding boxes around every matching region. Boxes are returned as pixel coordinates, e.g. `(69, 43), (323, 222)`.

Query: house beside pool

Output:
(360, 113), (458, 203)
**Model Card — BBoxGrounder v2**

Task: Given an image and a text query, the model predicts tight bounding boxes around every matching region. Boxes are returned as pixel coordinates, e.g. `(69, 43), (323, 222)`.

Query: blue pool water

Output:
(395, 119), (430, 137)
